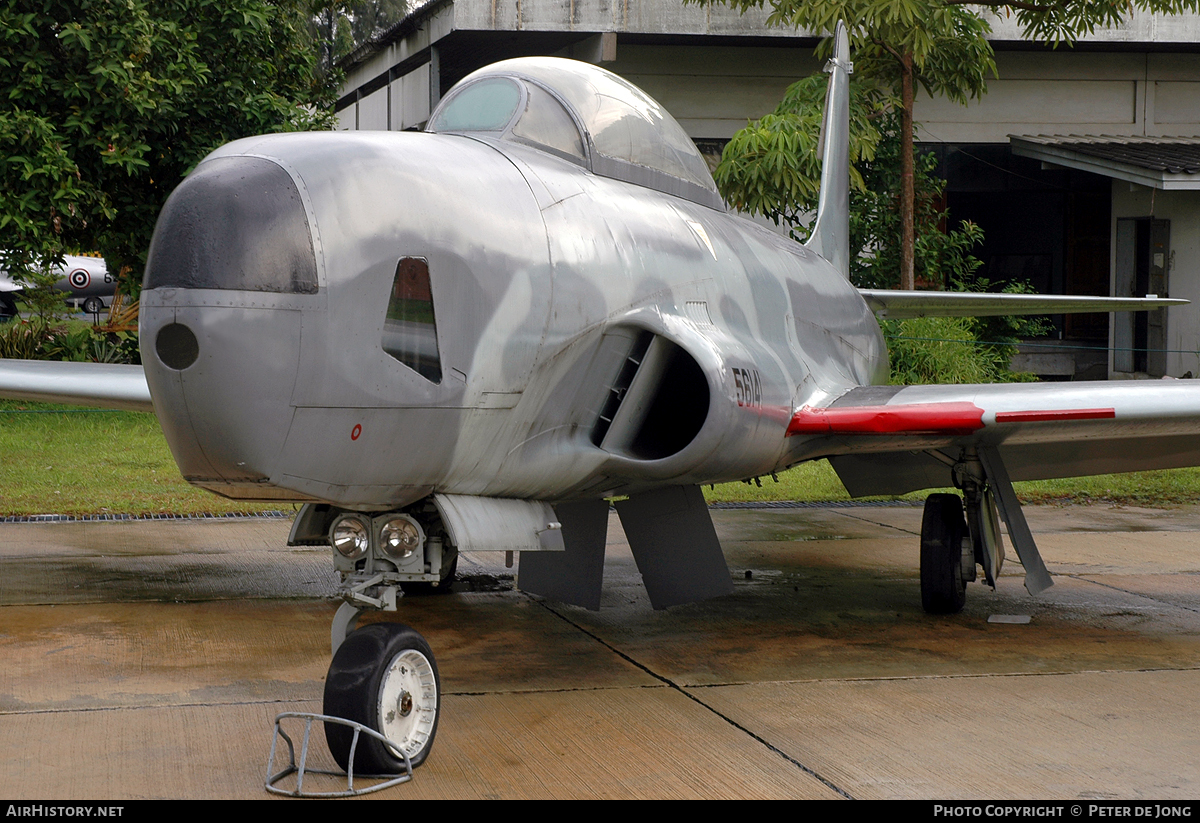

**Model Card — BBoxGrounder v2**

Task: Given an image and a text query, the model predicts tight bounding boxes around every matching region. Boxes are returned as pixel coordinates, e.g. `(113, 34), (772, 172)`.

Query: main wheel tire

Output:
(82, 297), (104, 315)
(323, 622), (440, 774)
(921, 493), (968, 614)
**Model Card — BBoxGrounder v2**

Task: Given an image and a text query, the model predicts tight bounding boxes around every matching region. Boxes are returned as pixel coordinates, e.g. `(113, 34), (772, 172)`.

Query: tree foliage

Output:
(850, 111), (985, 290)
(717, 83), (983, 291)
(715, 74), (891, 227)
(310, 0), (409, 75)
(701, 0), (1200, 288)
(716, 79), (1048, 383)
(699, 0), (996, 289)
(961, 0), (1200, 43)
(0, 0), (336, 305)
(757, 0), (995, 106)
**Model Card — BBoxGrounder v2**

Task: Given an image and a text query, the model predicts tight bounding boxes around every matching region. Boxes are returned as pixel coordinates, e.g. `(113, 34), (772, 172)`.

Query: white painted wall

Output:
(339, 1), (1200, 140)
(358, 86), (389, 130)
(1111, 183), (1200, 378)
(916, 52), (1200, 143)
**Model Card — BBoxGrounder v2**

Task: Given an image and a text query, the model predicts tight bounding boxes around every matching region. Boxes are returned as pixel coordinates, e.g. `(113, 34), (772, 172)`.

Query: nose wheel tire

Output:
(323, 622), (440, 774)
(82, 297), (104, 315)
(921, 493), (969, 614)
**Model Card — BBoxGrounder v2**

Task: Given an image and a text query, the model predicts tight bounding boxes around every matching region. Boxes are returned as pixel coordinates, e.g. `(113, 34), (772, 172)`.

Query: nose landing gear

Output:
(281, 501), (455, 786)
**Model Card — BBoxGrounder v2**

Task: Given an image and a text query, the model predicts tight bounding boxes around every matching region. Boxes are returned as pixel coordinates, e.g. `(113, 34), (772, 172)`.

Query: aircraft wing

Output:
(791, 380), (1200, 497)
(0, 359), (152, 412)
(858, 290), (1185, 318)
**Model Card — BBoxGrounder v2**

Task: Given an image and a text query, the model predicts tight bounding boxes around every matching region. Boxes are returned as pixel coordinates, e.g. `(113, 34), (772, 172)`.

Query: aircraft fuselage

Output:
(140, 129), (886, 509)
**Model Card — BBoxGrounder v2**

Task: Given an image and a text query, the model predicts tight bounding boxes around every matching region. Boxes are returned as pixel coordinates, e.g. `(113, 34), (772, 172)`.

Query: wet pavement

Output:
(1, 503), (1199, 799)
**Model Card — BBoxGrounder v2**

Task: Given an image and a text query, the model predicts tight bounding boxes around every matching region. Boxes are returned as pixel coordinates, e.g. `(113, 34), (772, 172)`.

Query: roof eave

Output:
(1010, 137), (1200, 191)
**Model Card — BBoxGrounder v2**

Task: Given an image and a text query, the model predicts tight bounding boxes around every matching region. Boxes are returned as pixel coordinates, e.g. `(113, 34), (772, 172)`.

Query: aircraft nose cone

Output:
(143, 155), (318, 295)
(140, 155), (317, 495)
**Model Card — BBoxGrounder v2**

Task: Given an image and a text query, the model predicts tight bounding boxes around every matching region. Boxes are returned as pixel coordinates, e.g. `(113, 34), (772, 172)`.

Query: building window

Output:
(382, 257), (441, 383)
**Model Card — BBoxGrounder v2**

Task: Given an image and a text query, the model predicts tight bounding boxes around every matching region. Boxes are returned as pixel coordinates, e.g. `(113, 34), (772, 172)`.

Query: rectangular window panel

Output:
(382, 257), (442, 383)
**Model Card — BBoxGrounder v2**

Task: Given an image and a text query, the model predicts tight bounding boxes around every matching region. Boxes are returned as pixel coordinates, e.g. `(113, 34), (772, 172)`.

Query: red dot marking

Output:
(351, 424), (362, 441)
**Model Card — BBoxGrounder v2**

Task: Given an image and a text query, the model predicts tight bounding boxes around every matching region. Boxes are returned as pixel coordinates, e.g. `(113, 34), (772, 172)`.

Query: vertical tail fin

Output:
(805, 21), (852, 279)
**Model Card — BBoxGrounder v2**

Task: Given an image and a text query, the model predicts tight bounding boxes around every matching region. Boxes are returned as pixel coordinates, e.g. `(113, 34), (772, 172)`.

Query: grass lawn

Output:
(703, 458), (1200, 506)
(4, 399), (1200, 516)
(0, 401), (273, 517)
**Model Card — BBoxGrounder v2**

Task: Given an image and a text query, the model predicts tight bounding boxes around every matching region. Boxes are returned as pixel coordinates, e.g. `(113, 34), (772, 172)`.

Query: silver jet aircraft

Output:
(0, 254), (113, 317)
(2, 25), (1196, 776)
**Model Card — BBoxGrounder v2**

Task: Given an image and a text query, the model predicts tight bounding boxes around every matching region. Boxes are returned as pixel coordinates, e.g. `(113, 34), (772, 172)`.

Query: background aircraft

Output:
(0, 24), (1195, 778)
(0, 254), (114, 318)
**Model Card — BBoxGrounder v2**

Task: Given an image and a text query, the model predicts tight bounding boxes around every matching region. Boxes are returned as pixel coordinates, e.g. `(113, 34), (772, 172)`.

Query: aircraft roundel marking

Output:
(68, 269), (90, 290)
(351, 424), (362, 441)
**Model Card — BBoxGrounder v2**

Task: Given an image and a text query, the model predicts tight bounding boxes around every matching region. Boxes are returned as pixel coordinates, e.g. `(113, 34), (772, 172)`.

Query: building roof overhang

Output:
(1010, 135), (1200, 190)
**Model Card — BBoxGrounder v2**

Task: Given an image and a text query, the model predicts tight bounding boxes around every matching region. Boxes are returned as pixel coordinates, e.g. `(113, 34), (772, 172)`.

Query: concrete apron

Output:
(1, 505), (1199, 799)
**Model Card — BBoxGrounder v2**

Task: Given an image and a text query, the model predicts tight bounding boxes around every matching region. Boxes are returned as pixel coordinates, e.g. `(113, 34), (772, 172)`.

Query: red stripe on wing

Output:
(787, 403), (985, 436)
(994, 408), (1115, 423)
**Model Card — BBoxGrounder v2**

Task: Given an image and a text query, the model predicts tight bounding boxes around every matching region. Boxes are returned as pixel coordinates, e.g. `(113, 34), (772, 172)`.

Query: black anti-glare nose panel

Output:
(144, 156), (317, 294)
(156, 323), (199, 370)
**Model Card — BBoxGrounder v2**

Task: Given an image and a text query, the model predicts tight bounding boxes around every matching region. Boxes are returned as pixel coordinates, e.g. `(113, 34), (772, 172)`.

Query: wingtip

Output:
(835, 20), (849, 60)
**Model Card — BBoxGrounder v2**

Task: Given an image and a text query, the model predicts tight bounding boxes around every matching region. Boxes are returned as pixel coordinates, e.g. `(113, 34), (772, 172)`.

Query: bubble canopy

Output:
(428, 57), (723, 210)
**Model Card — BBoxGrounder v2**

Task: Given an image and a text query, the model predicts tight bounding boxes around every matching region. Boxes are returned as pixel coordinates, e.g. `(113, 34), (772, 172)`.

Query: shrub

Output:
(885, 314), (1041, 385)
(0, 319), (138, 364)
(0, 321), (42, 359)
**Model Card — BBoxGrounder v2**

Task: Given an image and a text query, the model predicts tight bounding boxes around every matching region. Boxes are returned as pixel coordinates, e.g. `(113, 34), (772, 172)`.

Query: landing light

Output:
(332, 516), (369, 560)
(379, 517), (424, 561)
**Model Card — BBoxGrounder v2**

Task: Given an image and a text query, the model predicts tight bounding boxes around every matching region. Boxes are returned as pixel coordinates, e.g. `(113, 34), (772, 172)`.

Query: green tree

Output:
(704, 0), (994, 289)
(718, 83), (983, 290)
(311, 0), (408, 74)
(702, 0), (1200, 289)
(0, 0), (335, 308)
(714, 73), (890, 230)
(964, 0), (1200, 43)
(718, 84), (1045, 383)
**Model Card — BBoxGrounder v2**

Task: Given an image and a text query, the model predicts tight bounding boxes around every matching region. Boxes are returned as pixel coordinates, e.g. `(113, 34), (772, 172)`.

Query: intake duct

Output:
(592, 331), (709, 460)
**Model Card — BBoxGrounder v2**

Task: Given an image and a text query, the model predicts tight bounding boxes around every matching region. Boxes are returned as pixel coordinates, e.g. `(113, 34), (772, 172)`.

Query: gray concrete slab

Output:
(0, 505), (1198, 798)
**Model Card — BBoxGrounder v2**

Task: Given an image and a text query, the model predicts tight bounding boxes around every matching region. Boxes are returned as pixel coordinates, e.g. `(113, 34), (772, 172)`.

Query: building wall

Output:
(337, 2), (1200, 143)
(1111, 183), (1200, 378)
(437, 0), (782, 40)
(591, 45), (821, 139)
(916, 52), (1200, 143)
(338, 38), (822, 137)
(344, 41), (1200, 144)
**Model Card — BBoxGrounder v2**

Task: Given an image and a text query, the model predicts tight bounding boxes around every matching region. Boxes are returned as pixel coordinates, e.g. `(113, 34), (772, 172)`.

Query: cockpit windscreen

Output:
(429, 57), (722, 210)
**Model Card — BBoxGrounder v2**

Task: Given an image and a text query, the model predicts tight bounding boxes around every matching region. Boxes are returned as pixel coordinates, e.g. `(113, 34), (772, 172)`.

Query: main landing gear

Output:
(920, 493), (970, 614)
(919, 447), (1056, 615)
(919, 463), (1006, 615)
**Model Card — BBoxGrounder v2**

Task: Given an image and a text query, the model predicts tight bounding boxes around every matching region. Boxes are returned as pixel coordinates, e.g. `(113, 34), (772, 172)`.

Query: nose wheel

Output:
(323, 622), (440, 773)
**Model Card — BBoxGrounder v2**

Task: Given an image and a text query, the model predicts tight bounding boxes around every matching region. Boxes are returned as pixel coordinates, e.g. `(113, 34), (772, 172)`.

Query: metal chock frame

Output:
(265, 712), (413, 798)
